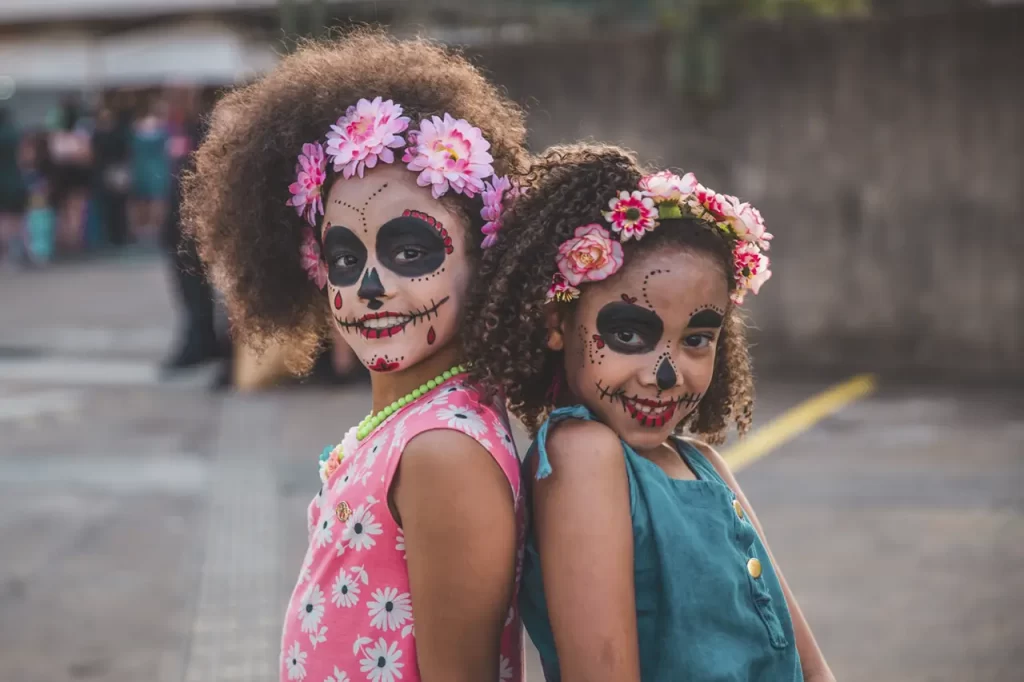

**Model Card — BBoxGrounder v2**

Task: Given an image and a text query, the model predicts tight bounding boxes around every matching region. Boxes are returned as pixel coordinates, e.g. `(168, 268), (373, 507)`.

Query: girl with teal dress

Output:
(465, 145), (835, 681)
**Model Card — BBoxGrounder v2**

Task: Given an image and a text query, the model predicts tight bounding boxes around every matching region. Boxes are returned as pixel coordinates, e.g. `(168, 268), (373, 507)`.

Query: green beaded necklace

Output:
(355, 364), (468, 441)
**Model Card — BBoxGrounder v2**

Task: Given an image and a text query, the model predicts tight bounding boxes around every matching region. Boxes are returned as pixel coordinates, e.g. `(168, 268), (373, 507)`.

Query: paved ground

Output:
(0, 256), (1021, 682)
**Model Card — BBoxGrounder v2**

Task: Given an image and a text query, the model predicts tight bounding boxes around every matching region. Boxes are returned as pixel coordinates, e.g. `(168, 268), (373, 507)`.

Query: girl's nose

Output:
(655, 356), (678, 391)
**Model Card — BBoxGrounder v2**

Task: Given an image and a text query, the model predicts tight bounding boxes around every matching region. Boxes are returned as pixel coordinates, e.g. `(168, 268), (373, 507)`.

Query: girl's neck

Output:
(368, 343), (465, 414)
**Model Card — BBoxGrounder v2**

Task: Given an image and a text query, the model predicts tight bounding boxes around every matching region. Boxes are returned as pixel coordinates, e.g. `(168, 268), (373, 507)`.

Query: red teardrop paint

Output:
(427, 327), (436, 345)
(334, 292), (342, 309)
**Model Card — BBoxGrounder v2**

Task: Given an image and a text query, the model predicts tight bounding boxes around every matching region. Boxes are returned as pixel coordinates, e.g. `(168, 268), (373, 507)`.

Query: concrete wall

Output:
(471, 6), (1024, 380)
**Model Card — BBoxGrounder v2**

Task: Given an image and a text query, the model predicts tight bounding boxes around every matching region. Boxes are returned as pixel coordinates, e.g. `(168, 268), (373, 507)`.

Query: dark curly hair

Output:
(464, 144), (754, 444)
(182, 29), (527, 371)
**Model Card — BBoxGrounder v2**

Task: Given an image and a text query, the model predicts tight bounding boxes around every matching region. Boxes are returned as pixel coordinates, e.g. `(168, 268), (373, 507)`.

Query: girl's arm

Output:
(692, 441), (836, 682)
(531, 420), (641, 682)
(392, 429), (517, 682)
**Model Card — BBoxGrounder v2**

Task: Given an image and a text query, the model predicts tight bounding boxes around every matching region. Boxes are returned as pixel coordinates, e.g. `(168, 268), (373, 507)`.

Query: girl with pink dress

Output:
(183, 31), (529, 682)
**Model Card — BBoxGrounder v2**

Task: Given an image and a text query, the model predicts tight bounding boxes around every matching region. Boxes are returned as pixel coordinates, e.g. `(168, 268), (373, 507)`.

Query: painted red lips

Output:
(624, 397), (678, 428)
(355, 312), (411, 339)
(369, 357), (400, 372)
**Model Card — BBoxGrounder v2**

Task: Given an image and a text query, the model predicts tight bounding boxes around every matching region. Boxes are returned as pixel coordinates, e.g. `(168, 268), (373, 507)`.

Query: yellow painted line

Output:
(723, 374), (878, 472)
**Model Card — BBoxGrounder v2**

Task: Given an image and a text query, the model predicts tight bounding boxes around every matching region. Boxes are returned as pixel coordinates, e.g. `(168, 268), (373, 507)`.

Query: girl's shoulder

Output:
(531, 406), (630, 483)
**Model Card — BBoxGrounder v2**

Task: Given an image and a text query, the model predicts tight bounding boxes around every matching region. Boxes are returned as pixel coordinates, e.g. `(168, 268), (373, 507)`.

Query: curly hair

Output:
(464, 144), (754, 444)
(182, 29), (527, 371)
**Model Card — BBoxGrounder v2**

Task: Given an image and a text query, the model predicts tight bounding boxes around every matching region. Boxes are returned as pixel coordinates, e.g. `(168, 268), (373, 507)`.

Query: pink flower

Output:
(556, 224), (625, 287)
(287, 142), (327, 226)
(729, 201), (773, 251)
(546, 273), (581, 303)
(691, 184), (729, 223)
(602, 190), (658, 241)
(731, 241), (771, 305)
(480, 175), (511, 249)
(299, 227), (328, 289)
(325, 97), (410, 179)
(639, 170), (697, 204)
(403, 114), (495, 199)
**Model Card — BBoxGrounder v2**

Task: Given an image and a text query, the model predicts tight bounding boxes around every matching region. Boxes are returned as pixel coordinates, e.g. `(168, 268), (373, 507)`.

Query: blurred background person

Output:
(130, 97), (170, 243)
(48, 96), (92, 255)
(19, 131), (56, 266)
(161, 88), (224, 374)
(91, 104), (133, 248)
(0, 107), (25, 265)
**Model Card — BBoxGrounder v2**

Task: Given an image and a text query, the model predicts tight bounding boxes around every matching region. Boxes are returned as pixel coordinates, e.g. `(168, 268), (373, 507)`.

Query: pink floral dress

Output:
(280, 379), (524, 682)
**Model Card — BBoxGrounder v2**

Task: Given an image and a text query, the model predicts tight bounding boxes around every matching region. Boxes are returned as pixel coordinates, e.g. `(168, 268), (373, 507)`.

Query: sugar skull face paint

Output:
(321, 164), (472, 373)
(554, 248), (729, 453)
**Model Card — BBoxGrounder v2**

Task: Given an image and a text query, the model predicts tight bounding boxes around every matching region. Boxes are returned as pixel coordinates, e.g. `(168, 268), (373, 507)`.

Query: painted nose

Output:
(357, 267), (386, 310)
(655, 357), (677, 391)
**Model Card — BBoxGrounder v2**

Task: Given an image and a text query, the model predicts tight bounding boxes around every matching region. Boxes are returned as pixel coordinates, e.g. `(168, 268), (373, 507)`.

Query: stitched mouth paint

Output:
(597, 381), (704, 428)
(335, 297), (449, 339)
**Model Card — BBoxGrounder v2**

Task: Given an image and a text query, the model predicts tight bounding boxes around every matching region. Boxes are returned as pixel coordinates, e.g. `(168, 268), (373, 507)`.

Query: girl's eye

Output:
(683, 333), (714, 349)
(394, 248), (424, 264)
(614, 330), (645, 347)
(334, 254), (359, 268)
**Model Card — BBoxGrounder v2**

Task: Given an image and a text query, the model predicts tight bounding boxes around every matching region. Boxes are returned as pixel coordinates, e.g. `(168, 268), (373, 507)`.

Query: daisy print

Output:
(325, 667), (350, 682)
(499, 655), (514, 681)
(395, 528), (406, 559)
(436, 404), (488, 438)
(285, 641), (308, 681)
(298, 583), (326, 633)
(342, 504), (383, 551)
(333, 462), (357, 494)
(359, 638), (404, 682)
(367, 587), (413, 632)
(309, 624), (327, 649)
(332, 569), (361, 608)
(312, 509), (335, 549)
(360, 433), (387, 473)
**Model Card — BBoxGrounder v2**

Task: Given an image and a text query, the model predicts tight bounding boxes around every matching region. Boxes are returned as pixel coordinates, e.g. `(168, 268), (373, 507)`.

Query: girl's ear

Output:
(544, 302), (565, 352)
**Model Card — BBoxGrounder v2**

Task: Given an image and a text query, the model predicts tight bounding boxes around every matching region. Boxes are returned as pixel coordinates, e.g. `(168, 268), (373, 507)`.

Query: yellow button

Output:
(733, 499), (744, 519)
(747, 558), (762, 579)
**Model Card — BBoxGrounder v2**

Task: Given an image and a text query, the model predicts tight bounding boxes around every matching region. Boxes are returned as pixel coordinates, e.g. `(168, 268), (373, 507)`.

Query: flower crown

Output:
(547, 170), (773, 306)
(288, 97), (516, 286)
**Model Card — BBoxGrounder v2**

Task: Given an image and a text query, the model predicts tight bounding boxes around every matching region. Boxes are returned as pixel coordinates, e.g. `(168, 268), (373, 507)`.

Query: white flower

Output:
(395, 529), (406, 559)
(359, 638), (405, 682)
(436, 405), (488, 438)
(309, 624), (327, 649)
(499, 655), (514, 680)
(342, 505), (383, 551)
(285, 641), (308, 681)
(367, 587), (413, 632)
(325, 666), (350, 682)
(332, 569), (361, 608)
(312, 509), (335, 549)
(333, 462), (358, 494)
(298, 583), (326, 633)
(360, 434), (387, 473)
(638, 170), (697, 204)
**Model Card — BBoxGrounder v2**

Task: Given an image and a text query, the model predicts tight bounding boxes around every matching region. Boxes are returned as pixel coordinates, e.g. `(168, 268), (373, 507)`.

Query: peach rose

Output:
(556, 224), (625, 287)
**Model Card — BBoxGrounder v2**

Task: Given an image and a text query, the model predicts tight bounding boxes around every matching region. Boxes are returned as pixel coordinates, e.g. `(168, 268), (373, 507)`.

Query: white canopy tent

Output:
(0, 20), (278, 91)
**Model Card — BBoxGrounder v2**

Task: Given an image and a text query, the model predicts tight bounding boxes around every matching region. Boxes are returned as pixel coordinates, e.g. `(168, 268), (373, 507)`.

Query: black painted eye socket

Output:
(377, 216), (446, 278)
(596, 301), (664, 355)
(323, 225), (368, 287)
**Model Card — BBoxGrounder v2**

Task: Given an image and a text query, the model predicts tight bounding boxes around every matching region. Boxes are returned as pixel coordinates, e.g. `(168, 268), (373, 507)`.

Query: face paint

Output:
(375, 214), (447, 278)
(595, 301), (664, 355)
(322, 164), (473, 373)
(687, 307), (724, 329)
(323, 225), (368, 287)
(558, 250), (730, 454)
(654, 353), (678, 390)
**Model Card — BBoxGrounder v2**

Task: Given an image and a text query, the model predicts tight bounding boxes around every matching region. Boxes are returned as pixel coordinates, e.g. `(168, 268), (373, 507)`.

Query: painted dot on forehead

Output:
(641, 269), (668, 309)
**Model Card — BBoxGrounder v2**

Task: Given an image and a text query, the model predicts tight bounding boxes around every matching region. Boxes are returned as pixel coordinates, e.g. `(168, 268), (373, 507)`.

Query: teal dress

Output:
(520, 406), (803, 681)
